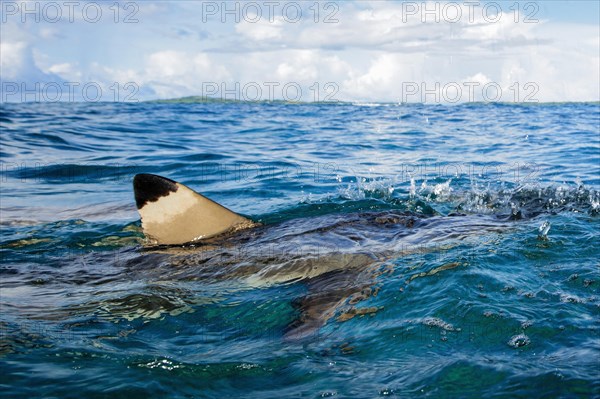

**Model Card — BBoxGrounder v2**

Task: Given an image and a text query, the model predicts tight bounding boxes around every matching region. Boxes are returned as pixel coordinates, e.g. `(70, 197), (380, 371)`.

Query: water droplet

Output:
(538, 221), (551, 239)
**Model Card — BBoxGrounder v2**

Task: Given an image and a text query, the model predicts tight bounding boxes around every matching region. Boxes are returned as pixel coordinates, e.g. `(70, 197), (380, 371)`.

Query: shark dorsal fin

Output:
(133, 173), (253, 245)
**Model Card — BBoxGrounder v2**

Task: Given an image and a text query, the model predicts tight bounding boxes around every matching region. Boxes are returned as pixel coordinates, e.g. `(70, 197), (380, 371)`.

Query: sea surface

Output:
(0, 101), (599, 398)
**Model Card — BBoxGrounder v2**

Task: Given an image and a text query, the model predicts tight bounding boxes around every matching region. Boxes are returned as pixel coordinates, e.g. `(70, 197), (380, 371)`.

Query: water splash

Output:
(538, 221), (551, 240)
(508, 334), (531, 348)
(334, 173), (599, 219)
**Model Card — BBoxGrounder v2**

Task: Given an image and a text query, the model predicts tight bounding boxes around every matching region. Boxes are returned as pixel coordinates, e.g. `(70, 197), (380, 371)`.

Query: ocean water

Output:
(0, 101), (599, 398)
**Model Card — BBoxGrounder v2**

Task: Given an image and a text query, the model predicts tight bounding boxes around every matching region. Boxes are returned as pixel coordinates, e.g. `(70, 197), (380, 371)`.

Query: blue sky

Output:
(1, 1), (599, 102)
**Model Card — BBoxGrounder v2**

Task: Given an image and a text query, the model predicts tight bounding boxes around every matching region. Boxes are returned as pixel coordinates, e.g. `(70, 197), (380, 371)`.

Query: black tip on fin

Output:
(133, 173), (178, 209)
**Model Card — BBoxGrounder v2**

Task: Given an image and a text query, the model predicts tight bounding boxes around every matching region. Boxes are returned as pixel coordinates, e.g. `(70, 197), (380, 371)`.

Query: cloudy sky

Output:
(1, 0), (599, 102)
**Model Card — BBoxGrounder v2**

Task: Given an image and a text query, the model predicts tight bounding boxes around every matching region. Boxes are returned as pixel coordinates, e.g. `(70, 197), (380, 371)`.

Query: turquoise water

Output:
(1, 102), (599, 398)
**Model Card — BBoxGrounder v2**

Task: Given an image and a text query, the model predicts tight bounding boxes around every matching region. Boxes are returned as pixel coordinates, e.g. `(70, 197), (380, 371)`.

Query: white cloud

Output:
(344, 53), (425, 101)
(0, 42), (28, 79)
(1, 1), (598, 102)
(275, 50), (319, 81)
(47, 63), (76, 76)
(235, 17), (284, 41)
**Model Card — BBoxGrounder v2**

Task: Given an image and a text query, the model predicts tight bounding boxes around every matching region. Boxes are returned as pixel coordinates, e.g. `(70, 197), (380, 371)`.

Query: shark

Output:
(132, 173), (518, 339)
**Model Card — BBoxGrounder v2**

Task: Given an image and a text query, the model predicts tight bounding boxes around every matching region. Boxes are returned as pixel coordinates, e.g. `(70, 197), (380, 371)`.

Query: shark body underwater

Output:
(132, 173), (529, 339)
